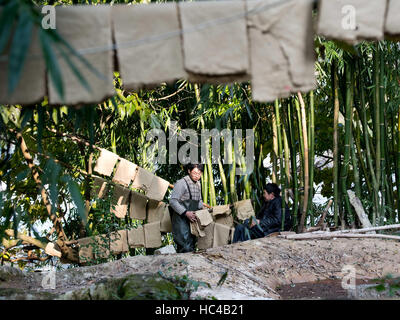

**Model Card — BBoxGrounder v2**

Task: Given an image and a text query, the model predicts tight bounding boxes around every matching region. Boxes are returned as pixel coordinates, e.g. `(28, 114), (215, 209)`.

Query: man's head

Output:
(185, 164), (204, 182)
(263, 183), (280, 202)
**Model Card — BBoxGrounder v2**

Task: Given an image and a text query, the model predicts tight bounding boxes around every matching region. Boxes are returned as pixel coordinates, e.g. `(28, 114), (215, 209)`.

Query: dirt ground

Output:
(2, 237), (400, 300)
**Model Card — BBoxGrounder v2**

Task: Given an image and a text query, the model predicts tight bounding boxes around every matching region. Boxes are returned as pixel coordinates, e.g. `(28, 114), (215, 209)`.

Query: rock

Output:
(154, 245), (176, 255)
(0, 266), (24, 281)
(59, 274), (181, 300)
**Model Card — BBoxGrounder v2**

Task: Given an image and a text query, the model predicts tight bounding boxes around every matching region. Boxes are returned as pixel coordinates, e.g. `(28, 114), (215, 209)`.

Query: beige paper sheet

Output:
(144, 222), (162, 248)
(234, 199), (255, 221)
(146, 176), (170, 201)
(110, 230), (129, 254)
(112, 159), (137, 187)
(385, 0), (400, 37)
(111, 185), (130, 219)
(147, 200), (167, 223)
(179, 1), (248, 77)
(195, 209), (213, 227)
(190, 220), (205, 238)
(247, 0), (315, 102)
(93, 235), (110, 259)
(91, 175), (108, 199)
(213, 223), (231, 247)
(160, 205), (173, 233)
(131, 167), (154, 193)
(48, 6), (114, 105)
(129, 191), (148, 220)
(127, 226), (145, 248)
(211, 205), (231, 216)
(317, 0), (387, 43)
(0, 25), (46, 105)
(78, 237), (94, 263)
(215, 214), (234, 228)
(93, 149), (119, 177)
(112, 3), (186, 91)
(197, 222), (214, 250)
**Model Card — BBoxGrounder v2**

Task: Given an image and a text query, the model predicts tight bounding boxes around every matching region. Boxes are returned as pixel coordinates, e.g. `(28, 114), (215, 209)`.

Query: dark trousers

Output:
(171, 211), (196, 253)
(232, 221), (265, 243)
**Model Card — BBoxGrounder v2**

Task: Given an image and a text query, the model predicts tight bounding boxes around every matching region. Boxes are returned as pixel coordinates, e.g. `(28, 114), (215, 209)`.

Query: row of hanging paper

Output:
(2, 0), (399, 107)
(1, 0), (317, 106)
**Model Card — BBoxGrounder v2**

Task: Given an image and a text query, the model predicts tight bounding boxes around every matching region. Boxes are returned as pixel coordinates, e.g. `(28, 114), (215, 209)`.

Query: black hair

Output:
(264, 183), (281, 197)
(185, 163), (204, 173)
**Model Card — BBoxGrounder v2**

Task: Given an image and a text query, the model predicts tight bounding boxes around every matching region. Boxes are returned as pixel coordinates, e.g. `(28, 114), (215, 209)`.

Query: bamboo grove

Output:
(3, 0), (400, 267)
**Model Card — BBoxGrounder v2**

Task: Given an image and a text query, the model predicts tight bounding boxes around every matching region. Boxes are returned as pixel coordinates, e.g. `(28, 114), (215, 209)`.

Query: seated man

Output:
(232, 183), (292, 243)
(169, 164), (204, 253)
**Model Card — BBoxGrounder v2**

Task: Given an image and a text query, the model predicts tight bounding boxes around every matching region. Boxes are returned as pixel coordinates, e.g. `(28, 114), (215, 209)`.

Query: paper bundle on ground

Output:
(144, 222), (162, 248)
(195, 209), (213, 227)
(77, 237), (94, 263)
(197, 222), (214, 250)
(317, 0), (387, 43)
(92, 235), (110, 259)
(160, 205), (173, 233)
(112, 159), (137, 187)
(247, 0), (315, 102)
(0, 25), (46, 105)
(93, 149), (119, 177)
(179, 0), (249, 84)
(110, 230), (129, 254)
(146, 176), (170, 201)
(112, 3), (186, 90)
(48, 6), (114, 105)
(91, 175), (108, 199)
(147, 200), (167, 223)
(129, 191), (147, 220)
(213, 223), (231, 247)
(234, 199), (255, 221)
(131, 167), (154, 192)
(111, 185), (130, 219)
(211, 205), (231, 216)
(385, 0), (400, 38)
(127, 226), (145, 248)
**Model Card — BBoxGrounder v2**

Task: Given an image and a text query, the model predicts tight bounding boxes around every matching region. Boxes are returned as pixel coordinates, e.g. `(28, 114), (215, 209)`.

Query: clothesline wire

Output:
(0, 0), (317, 62)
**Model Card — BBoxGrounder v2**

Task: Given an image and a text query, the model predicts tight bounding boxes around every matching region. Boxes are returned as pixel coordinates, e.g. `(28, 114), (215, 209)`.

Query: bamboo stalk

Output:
(332, 60), (340, 228)
(288, 100), (299, 230)
(340, 59), (354, 227)
(297, 92), (309, 233)
(274, 100), (286, 231)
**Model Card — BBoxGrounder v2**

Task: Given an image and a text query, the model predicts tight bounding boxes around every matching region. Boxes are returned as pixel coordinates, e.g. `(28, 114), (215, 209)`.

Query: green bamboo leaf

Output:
(20, 107), (33, 129)
(8, 9), (33, 95)
(37, 105), (44, 153)
(0, 1), (18, 54)
(63, 175), (86, 225)
(57, 44), (92, 94)
(39, 29), (64, 101)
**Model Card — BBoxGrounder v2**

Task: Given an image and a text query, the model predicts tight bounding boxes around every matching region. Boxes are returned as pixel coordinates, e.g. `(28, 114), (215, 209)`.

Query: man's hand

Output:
(185, 211), (197, 222)
(250, 219), (260, 228)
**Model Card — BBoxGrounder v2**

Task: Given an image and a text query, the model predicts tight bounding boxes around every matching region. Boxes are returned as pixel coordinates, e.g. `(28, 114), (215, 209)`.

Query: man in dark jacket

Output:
(232, 183), (292, 243)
